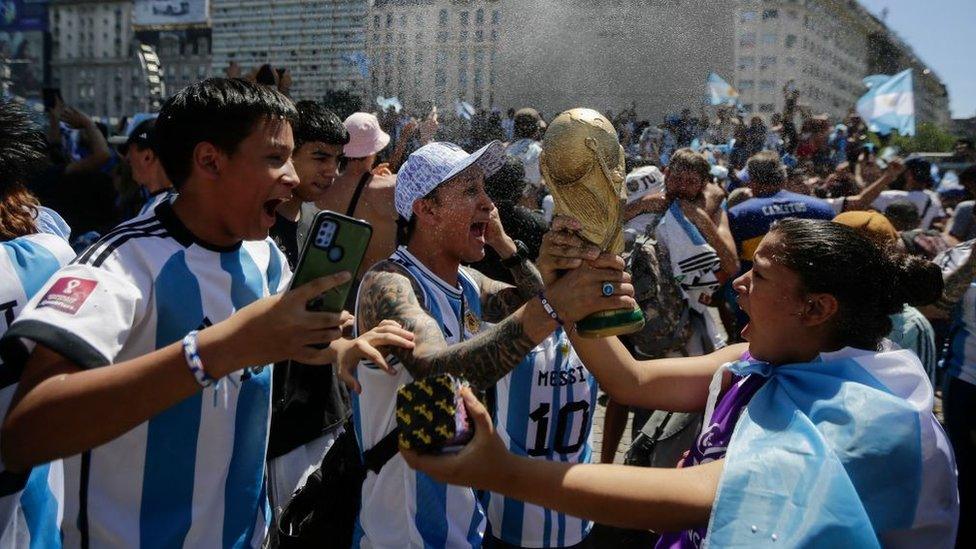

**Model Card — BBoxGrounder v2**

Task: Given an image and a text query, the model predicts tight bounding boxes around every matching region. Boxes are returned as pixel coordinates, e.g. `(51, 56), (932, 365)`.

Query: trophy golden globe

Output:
(540, 108), (645, 338)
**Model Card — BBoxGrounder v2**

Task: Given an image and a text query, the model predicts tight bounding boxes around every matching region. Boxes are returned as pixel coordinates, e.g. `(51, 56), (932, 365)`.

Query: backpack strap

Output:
(346, 172), (372, 218)
(919, 194), (933, 224)
(361, 427), (400, 474)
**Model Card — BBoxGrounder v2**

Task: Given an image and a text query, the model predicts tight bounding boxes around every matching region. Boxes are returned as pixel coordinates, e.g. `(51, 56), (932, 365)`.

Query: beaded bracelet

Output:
(537, 291), (565, 326)
(182, 330), (215, 388)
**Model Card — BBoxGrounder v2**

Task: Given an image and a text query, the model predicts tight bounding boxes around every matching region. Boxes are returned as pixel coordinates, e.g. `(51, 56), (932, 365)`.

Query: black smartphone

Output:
(290, 210), (372, 313)
(42, 88), (62, 110)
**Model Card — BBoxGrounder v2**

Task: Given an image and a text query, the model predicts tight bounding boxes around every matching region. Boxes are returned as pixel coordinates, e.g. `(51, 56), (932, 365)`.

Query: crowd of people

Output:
(0, 66), (972, 549)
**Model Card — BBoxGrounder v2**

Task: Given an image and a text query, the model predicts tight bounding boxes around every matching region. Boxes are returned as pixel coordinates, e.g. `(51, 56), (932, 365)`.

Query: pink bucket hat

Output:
(343, 112), (391, 158)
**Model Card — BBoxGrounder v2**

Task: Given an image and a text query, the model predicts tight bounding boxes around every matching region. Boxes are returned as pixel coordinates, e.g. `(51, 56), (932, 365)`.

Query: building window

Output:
(760, 56), (776, 69)
(761, 33), (777, 46)
(737, 57), (755, 70)
(459, 30), (468, 41)
(786, 57), (797, 67)
(762, 9), (778, 20)
(492, 10), (500, 25)
(374, 15), (380, 29)
(760, 80), (776, 92)
(476, 9), (484, 25)
(742, 104), (754, 113)
(437, 31), (448, 43)
(759, 104), (775, 113)
(439, 9), (448, 26)
(740, 10), (756, 22)
(785, 34), (797, 48)
(739, 32), (756, 48)
(386, 13), (393, 28)
(460, 11), (469, 26)
(738, 80), (755, 91)
(475, 30), (483, 42)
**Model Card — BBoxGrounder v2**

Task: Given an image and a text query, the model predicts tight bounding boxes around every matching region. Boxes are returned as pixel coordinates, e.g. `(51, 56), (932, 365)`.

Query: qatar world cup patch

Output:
(38, 277), (98, 315)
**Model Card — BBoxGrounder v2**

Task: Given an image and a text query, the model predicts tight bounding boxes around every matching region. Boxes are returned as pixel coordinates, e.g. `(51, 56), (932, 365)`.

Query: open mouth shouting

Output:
(469, 221), (488, 243)
(262, 197), (287, 225)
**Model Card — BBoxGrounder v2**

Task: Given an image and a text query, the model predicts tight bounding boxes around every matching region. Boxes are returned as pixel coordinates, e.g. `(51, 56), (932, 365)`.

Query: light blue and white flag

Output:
(707, 347), (958, 547)
(707, 73), (740, 107)
(454, 100), (476, 120)
(341, 51), (371, 78)
(376, 95), (402, 113)
(857, 69), (916, 136)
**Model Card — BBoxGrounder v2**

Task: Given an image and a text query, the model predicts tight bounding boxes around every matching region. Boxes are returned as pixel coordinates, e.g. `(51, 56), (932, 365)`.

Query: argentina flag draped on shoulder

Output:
(706, 347), (958, 547)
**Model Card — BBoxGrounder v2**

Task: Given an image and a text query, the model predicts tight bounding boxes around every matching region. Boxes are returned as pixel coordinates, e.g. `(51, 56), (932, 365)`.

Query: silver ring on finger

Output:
(601, 281), (615, 297)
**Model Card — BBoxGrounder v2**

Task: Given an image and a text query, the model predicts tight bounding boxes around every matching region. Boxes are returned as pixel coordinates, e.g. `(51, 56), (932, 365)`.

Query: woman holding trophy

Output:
(402, 108), (959, 548)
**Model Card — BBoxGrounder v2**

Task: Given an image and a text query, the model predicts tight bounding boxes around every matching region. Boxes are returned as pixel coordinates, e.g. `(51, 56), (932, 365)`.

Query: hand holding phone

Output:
(290, 210), (373, 313)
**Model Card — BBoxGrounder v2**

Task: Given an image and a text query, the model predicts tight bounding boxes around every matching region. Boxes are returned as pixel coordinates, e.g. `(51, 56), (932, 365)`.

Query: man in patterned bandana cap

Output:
(346, 140), (635, 548)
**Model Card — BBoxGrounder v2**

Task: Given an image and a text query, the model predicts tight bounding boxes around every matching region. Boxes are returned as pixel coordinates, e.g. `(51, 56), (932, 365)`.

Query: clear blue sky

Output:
(859, 0), (975, 119)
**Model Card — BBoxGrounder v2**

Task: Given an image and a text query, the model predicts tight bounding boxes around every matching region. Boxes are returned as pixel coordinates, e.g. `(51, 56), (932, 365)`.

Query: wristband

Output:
(182, 330), (215, 388)
(537, 291), (564, 326)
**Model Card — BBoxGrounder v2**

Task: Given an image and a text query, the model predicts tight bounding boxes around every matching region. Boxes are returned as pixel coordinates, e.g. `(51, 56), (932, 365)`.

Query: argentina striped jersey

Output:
(351, 246), (486, 548)
(486, 329), (597, 547)
(0, 232), (75, 548)
(2, 201), (290, 548)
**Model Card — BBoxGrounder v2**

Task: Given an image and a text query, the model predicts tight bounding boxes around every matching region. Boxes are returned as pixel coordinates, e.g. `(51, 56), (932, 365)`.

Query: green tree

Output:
(872, 122), (959, 153)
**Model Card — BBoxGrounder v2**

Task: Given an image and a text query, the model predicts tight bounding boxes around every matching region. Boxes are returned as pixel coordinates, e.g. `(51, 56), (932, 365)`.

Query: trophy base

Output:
(576, 307), (645, 338)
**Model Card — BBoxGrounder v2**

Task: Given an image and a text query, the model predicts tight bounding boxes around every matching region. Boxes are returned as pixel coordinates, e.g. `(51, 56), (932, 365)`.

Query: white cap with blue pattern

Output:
(395, 140), (506, 220)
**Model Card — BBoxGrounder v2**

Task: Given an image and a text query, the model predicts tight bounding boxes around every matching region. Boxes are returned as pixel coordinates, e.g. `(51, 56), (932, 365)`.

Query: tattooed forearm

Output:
(467, 261), (544, 323)
(411, 315), (536, 391)
(358, 262), (538, 390)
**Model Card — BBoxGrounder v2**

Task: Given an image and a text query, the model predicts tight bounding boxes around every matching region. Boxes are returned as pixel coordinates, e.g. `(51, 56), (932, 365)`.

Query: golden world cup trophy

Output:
(540, 108), (645, 338)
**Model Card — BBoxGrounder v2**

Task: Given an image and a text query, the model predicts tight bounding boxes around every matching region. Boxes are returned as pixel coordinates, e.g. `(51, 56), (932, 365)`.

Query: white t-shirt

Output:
(506, 139), (543, 187)
(871, 190), (945, 230)
(2, 202), (290, 548)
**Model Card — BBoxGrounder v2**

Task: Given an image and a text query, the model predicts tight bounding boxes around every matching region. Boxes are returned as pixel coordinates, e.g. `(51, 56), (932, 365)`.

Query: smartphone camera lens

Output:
(328, 246), (344, 262)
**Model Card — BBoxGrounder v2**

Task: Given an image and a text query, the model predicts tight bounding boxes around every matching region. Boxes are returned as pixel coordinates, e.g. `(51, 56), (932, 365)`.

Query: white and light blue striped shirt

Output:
(486, 329), (597, 548)
(352, 247), (486, 548)
(0, 232), (75, 548)
(2, 202), (290, 548)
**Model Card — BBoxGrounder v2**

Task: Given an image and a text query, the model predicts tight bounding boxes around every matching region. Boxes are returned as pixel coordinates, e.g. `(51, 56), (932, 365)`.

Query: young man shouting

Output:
(0, 79), (410, 548)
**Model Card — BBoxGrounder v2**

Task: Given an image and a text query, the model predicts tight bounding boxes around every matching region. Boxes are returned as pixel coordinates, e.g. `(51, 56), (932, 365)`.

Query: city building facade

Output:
(366, 0), (502, 112)
(732, 0), (950, 128)
(48, 0), (213, 121)
(133, 27), (213, 101)
(211, 0), (367, 101)
(49, 0), (141, 119)
(367, 0), (735, 123)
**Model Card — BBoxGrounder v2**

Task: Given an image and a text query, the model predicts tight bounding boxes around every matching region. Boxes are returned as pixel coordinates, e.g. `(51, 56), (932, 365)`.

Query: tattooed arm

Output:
(357, 261), (552, 390)
(355, 257), (637, 391)
(463, 259), (544, 323)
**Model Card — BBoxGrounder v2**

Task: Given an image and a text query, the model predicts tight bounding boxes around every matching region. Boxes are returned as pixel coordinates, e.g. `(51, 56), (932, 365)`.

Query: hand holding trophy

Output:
(540, 108), (645, 337)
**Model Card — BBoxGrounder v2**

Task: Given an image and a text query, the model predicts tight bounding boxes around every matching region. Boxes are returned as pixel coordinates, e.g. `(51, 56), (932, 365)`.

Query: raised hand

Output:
(337, 320), (415, 394)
